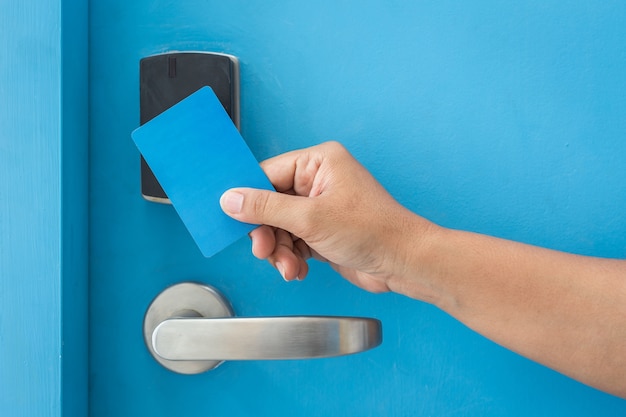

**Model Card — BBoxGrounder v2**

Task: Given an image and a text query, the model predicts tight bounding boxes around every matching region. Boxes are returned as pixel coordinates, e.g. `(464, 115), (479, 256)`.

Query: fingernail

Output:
(276, 262), (287, 281)
(221, 191), (244, 214)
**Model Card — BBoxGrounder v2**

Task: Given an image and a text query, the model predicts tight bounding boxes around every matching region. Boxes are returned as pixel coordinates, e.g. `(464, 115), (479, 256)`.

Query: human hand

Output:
(220, 141), (432, 293)
(227, 143), (626, 398)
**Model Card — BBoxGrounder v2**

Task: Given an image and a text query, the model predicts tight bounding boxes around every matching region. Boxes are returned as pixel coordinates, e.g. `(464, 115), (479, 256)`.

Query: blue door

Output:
(88, 1), (626, 416)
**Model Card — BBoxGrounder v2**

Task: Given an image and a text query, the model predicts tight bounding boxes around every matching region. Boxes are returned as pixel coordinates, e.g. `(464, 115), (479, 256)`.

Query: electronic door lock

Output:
(138, 52), (240, 203)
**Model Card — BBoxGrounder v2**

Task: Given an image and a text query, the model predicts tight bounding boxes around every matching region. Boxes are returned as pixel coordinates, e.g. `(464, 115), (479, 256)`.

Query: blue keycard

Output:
(131, 86), (274, 257)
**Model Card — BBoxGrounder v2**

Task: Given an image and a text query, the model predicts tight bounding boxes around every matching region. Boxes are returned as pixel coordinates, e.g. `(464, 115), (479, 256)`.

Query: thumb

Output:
(220, 188), (310, 234)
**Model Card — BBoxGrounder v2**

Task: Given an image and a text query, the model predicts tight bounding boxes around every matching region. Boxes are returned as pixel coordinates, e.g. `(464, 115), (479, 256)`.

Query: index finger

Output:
(260, 145), (323, 196)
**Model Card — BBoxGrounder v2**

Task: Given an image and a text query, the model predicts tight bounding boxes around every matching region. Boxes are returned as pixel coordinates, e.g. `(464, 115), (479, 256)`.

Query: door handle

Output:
(143, 282), (382, 374)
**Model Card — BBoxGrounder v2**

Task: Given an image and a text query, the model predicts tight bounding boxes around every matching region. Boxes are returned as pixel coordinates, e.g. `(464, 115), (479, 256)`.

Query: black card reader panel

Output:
(139, 52), (240, 203)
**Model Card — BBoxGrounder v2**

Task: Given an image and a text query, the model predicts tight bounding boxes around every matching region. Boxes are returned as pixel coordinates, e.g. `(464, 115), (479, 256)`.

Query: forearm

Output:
(391, 219), (626, 397)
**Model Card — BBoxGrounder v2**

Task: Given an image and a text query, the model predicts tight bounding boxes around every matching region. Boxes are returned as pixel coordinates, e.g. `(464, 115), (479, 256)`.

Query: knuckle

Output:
(322, 140), (347, 155)
(251, 191), (272, 221)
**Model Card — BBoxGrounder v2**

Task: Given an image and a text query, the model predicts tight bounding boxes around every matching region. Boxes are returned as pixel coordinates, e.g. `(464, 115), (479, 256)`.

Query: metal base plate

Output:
(143, 282), (234, 374)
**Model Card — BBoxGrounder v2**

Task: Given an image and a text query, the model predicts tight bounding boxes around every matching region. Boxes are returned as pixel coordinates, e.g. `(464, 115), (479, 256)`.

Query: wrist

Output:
(385, 210), (448, 306)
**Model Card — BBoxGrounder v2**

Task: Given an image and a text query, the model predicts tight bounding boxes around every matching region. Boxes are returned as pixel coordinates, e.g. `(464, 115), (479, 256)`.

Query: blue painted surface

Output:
(0, 0), (88, 416)
(61, 0), (89, 415)
(89, 1), (626, 415)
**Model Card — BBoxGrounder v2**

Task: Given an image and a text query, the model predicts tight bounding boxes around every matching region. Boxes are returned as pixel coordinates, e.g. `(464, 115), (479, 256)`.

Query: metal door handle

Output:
(143, 283), (382, 374)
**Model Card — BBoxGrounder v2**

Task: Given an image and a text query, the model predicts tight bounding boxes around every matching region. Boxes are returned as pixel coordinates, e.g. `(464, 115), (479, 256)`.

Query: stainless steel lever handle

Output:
(143, 283), (382, 374)
(154, 316), (381, 361)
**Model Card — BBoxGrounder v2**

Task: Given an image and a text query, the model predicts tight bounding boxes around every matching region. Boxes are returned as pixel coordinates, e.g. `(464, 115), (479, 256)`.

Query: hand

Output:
(222, 141), (626, 397)
(221, 142), (626, 397)
(220, 141), (432, 293)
